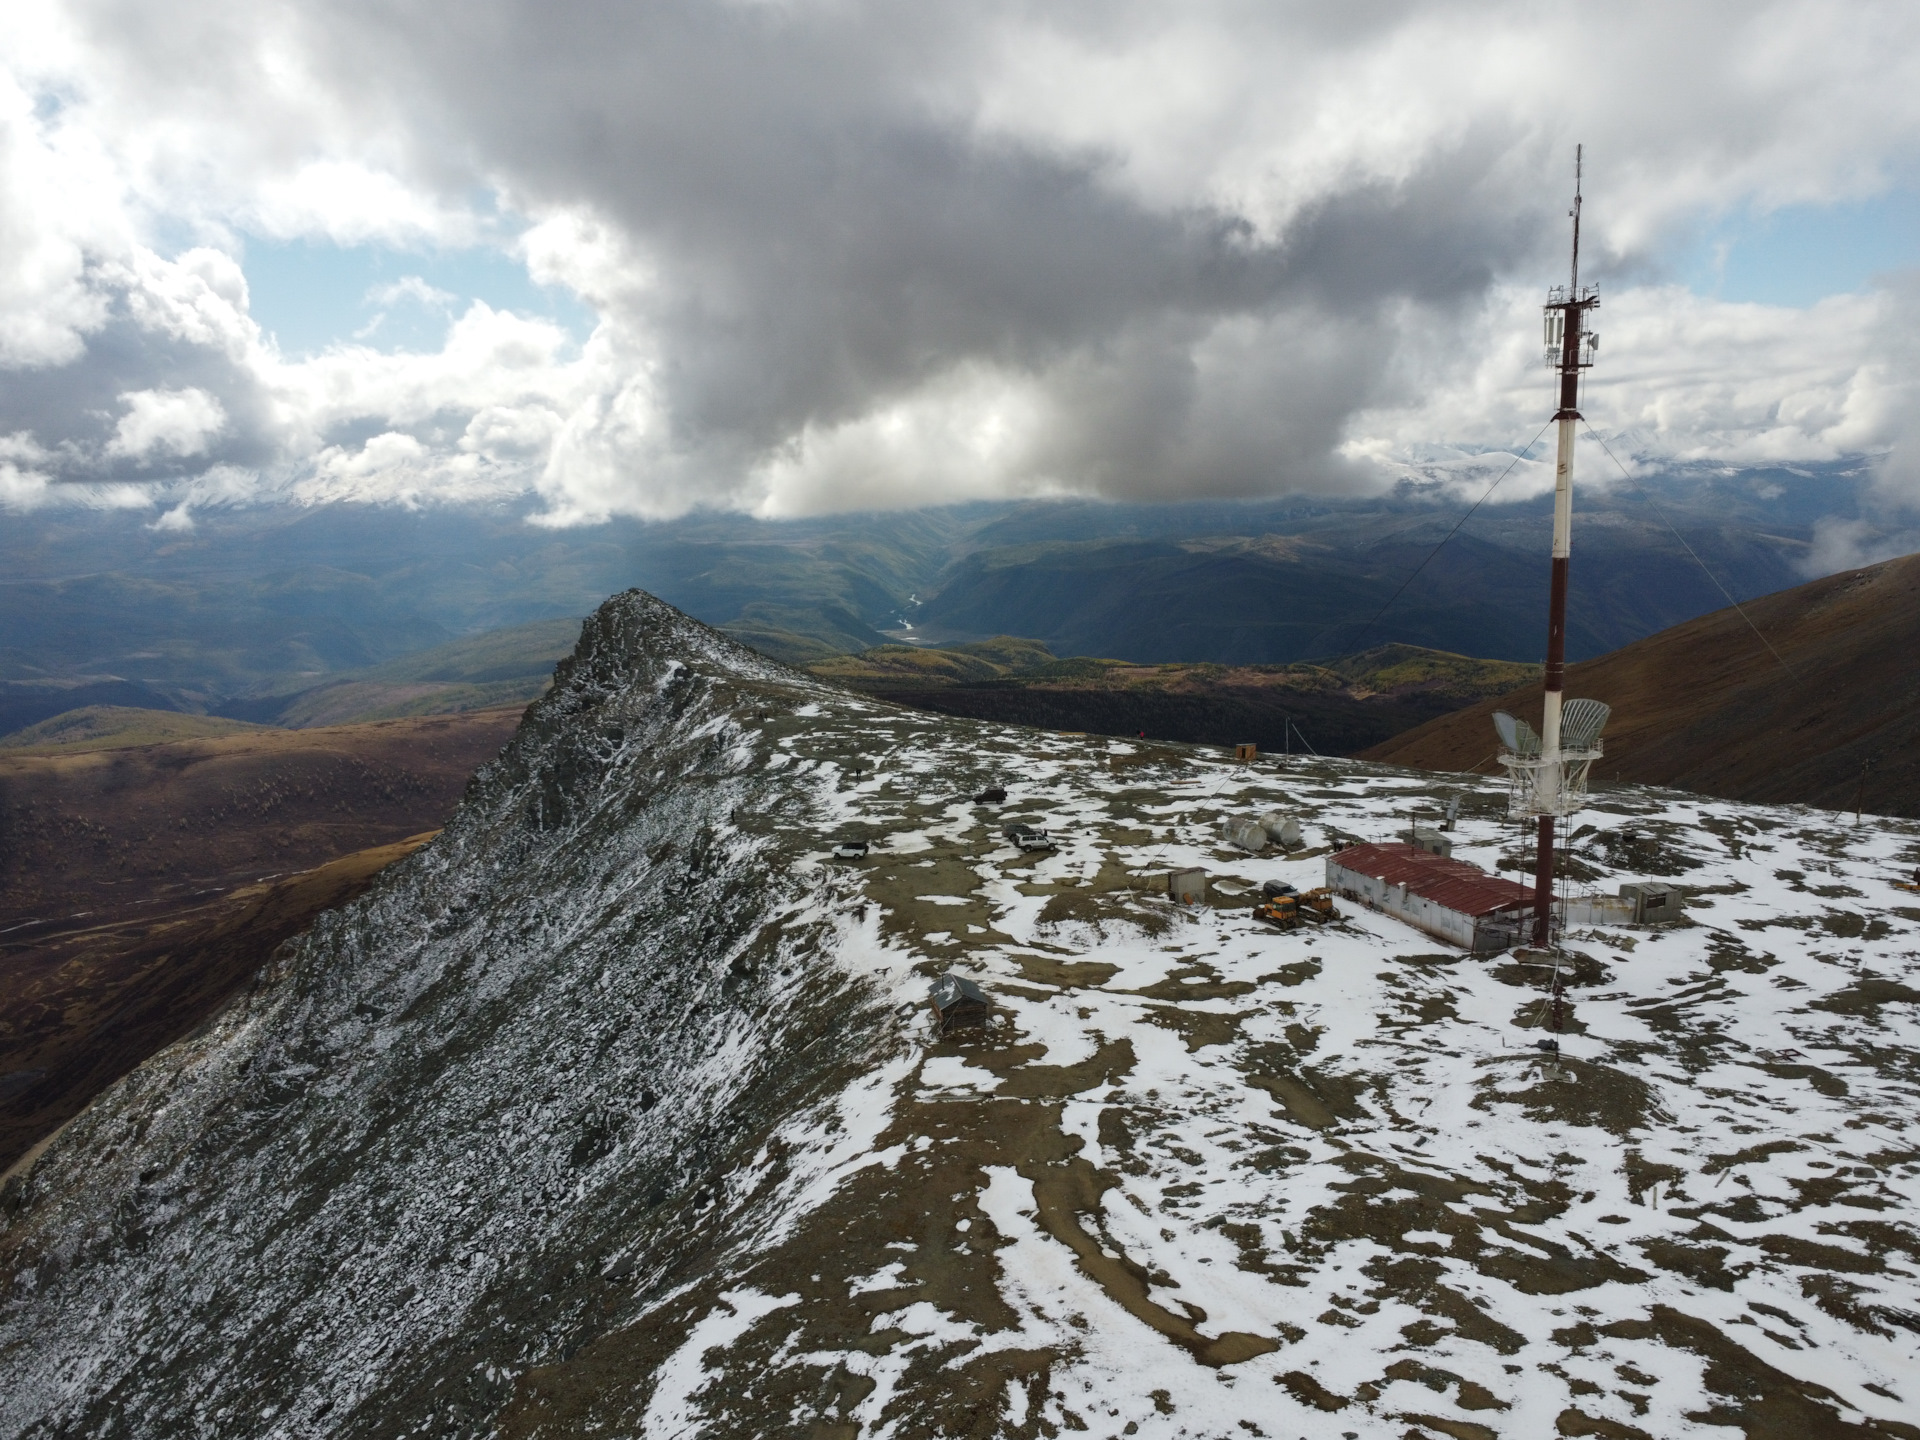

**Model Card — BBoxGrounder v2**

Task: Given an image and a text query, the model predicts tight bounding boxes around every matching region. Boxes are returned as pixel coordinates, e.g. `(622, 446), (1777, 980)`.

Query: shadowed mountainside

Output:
(813, 639), (1538, 755)
(1362, 550), (1920, 817)
(0, 707), (526, 1172)
(0, 834), (437, 1178)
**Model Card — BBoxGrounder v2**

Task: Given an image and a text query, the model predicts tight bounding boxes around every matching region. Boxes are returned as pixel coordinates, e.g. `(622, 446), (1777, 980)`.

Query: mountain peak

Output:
(4, 588), (1916, 1438)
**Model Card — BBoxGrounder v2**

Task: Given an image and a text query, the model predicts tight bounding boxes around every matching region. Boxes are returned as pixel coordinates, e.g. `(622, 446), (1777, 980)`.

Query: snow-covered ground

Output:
(737, 711), (1920, 1439)
(3, 594), (1914, 1440)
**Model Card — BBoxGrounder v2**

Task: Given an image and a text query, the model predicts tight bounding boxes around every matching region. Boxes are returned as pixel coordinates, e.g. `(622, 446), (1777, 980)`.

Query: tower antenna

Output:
(1570, 143), (1583, 292)
(1495, 147), (1609, 950)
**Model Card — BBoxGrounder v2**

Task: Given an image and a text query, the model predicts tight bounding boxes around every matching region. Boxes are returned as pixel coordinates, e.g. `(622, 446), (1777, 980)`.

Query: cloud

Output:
(364, 275), (455, 310)
(5, 1), (1920, 521)
(105, 386), (227, 459)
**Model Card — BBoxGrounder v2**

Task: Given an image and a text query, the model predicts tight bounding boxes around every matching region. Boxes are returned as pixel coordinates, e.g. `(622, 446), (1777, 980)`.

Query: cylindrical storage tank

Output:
(1259, 811), (1303, 849)
(1220, 815), (1268, 853)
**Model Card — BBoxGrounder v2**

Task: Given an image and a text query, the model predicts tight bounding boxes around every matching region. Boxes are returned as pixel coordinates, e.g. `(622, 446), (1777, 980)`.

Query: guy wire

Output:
(1581, 423), (1798, 682)
(1303, 418), (1556, 659)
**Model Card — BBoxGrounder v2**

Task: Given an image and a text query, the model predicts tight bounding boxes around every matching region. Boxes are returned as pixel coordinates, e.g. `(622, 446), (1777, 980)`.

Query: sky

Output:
(6, 0), (1920, 535)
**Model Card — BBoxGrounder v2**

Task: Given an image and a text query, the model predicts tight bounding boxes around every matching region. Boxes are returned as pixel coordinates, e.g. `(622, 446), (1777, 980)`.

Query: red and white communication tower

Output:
(1495, 146), (1612, 947)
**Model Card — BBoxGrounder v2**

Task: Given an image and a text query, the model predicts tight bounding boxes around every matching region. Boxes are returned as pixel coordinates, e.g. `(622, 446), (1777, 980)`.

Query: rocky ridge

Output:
(1, 590), (1918, 1439)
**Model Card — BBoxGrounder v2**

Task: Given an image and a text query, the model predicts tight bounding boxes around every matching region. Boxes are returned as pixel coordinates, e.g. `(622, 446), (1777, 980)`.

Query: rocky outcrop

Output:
(0, 592), (901, 1437)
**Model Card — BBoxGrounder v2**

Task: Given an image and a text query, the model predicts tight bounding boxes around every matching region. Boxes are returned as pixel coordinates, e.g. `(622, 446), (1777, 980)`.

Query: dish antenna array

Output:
(1495, 146), (1611, 946)
(1496, 698), (1610, 817)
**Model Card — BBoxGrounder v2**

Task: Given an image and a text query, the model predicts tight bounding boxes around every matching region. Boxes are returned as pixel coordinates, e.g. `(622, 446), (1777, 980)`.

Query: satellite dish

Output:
(1493, 711), (1540, 756)
(1561, 697), (1612, 751)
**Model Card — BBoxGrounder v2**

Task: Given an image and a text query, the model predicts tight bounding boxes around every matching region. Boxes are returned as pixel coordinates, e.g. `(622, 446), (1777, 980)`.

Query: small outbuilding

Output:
(1409, 826), (1452, 859)
(930, 974), (993, 1034)
(1327, 842), (1531, 952)
(1168, 868), (1207, 905)
(1618, 882), (1683, 924)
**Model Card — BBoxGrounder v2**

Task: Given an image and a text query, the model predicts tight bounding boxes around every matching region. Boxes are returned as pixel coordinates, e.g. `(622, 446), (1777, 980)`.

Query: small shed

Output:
(1234, 742), (1258, 762)
(1168, 868), (1208, 905)
(1409, 826), (1452, 859)
(1619, 882), (1683, 924)
(930, 974), (993, 1034)
(1327, 842), (1530, 952)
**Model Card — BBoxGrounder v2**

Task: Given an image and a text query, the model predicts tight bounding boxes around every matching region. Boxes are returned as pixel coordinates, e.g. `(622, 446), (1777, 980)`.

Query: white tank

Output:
(1258, 811), (1303, 849)
(1220, 815), (1268, 853)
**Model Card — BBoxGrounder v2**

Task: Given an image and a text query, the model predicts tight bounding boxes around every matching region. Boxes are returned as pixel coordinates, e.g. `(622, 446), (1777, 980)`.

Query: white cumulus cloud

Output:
(105, 386), (227, 460)
(1, 0), (1919, 525)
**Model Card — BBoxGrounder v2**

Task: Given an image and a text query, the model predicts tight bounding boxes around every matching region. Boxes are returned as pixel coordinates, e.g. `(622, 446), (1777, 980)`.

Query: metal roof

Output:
(930, 974), (990, 1009)
(1331, 842), (1531, 918)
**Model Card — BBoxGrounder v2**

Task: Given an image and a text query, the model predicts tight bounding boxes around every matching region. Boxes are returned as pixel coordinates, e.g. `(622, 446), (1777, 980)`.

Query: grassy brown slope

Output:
(0, 706), (525, 1172)
(0, 835), (435, 1175)
(0, 706), (271, 752)
(1361, 551), (1920, 816)
(0, 706), (523, 923)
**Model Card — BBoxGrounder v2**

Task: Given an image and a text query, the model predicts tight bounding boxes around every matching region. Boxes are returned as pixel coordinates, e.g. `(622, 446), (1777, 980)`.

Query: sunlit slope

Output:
(1362, 551), (1920, 817)
(0, 706), (268, 752)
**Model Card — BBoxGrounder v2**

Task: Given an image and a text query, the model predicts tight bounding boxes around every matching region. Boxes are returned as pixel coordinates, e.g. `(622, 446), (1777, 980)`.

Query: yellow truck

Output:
(1254, 880), (1338, 930)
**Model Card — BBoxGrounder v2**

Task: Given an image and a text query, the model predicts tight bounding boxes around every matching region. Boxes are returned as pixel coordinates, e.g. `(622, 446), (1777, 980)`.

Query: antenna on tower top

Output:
(1570, 144), (1584, 293)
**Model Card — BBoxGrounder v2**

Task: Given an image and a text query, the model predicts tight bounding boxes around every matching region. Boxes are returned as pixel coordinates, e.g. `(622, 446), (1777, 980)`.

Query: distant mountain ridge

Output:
(1363, 549), (1920, 817)
(813, 638), (1537, 754)
(0, 464), (1883, 715)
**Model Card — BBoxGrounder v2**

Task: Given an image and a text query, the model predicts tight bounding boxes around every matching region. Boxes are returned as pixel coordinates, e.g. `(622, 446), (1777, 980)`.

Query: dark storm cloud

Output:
(289, 0), (1544, 468)
(12, 0), (1920, 516)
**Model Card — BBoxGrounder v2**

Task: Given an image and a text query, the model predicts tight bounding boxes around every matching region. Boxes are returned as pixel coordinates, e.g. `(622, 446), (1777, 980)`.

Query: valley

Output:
(0, 706), (526, 1173)
(813, 639), (1538, 755)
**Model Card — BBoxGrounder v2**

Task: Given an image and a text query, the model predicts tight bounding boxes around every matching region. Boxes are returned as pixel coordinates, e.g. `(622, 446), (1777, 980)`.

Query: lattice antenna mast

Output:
(1496, 146), (1610, 949)
(1569, 145), (1583, 293)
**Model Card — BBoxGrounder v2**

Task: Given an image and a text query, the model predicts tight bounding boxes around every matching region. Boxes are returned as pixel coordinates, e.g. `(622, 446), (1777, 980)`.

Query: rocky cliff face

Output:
(3, 590), (1918, 1440)
(0, 593), (919, 1437)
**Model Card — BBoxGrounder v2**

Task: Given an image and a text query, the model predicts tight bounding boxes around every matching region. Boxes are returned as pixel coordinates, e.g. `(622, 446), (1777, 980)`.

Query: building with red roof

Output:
(1327, 842), (1533, 952)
